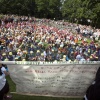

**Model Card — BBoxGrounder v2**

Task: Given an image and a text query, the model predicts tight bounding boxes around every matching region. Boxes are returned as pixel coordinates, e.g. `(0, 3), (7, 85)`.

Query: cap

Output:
(2, 53), (6, 56)
(23, 50), (27, 54)
(41, 53), (44, 56)
(37, 50), (40, 53)
(90, 56), (93, 58)
(63, 55), (66, 58)
(22, 59), (26, 61)
(4, 58), (9, 61)
(53, 44), (55, 46)
(52, 49), (54, 52)
(95, 56), (98, 58)
(30, 51), (33, 53)
(17, 49), (21, 52)
(9, 52), (12, 55)
(60, 45), (63, 48)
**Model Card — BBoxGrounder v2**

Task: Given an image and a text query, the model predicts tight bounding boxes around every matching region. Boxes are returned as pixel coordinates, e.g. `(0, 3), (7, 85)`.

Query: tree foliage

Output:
(62, 0), (100, 27)
(0, 0), (100, 28)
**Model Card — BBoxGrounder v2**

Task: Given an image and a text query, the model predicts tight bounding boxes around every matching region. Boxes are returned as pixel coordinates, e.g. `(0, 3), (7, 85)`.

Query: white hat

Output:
(2, 53), (6, 56)
(22, 59), (26, 61)
(30, 51), (33, 53)
(53, 44), (55, 46)
(17, 49), (21, 52)
(37, 50), (40, 53)
(60, 45), (63, 48)
(41, 53), (44, 56)
(4, 58), (9, 61)
(52, 49), (54, 52)
(9, 52), (13, 55)
(63, 55), (66, 58)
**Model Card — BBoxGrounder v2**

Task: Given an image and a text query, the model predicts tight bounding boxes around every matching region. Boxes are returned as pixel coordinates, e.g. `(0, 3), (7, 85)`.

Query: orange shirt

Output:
(75, 38), (78, 43)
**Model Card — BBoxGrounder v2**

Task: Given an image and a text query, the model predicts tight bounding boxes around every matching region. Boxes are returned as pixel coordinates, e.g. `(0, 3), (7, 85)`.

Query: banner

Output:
(7, 62), (100, 97)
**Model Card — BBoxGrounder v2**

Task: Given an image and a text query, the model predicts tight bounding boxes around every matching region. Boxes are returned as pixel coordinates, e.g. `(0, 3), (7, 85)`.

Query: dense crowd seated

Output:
(0, 15), (100, 61)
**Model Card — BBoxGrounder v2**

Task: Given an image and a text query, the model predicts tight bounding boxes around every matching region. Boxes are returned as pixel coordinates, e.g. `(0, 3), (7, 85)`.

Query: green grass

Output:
(8, 94), (82, 100)
(6, 76), (83, 100)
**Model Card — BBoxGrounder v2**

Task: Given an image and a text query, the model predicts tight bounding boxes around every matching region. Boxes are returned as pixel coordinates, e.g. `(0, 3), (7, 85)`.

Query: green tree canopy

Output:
(0, 0), (100, 28)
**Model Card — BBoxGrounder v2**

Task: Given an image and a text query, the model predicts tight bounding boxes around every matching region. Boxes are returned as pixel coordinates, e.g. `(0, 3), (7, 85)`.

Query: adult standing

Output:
(83, 67), (100, 100)
(0, 63), (11, 100)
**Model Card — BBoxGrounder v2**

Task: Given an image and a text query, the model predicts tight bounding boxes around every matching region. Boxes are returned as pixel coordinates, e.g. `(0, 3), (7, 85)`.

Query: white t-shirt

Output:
(0, 67), (6, 91)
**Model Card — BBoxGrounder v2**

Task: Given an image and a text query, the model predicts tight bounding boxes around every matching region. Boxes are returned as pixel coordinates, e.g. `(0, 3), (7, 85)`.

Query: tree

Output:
(61, 0), (82, 22)
(35, 0), (49, 18)
(61, 0), (100, 28)
(48, 0), (62, 19)
(0, 0), (100, 28)
(35, 0), (62, 19)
